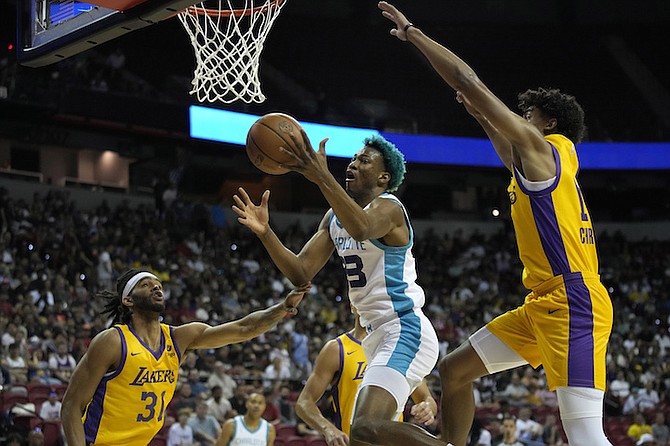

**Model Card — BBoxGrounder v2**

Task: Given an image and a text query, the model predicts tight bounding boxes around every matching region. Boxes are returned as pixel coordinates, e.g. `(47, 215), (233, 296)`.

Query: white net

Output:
(178, 0), (288, 104)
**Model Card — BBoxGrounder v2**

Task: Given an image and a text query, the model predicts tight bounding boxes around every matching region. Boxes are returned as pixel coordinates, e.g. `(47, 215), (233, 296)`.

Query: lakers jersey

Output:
(328, 194), (425, 329)
(228, 415), (270, 446)
(83, 323), (181, 445)
(330, 332), (366, 436)
(507, 134), (600, 290)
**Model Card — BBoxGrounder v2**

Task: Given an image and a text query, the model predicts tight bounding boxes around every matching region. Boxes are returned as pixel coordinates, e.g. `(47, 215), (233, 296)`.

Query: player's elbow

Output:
(453, 70), (482, 94)
(346, 222), (374, 242)
(294, 396), (310, 421)
(61, 398), (82, 424)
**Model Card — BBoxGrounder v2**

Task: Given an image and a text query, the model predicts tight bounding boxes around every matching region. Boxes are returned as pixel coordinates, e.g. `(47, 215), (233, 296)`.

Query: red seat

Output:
(284, 435), (307, 446)
(2, 394), (29, 413)
(27, 383), (54, 400)
(7, 385), (28, 396)
(42, 420), (62, 446)
(30, 417), (43, 430)
(156, 421), (172, 439)
(53, 384), (68, 398)
(305, 436), (327, 446)
(275, 423), (298, 439)
(148, 438), (167, 446)
(28, 396), (49, 413)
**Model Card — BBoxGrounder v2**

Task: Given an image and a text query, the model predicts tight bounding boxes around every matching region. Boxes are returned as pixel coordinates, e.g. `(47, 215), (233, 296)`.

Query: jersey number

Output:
(137, 391), (166, 422)
(342, 255), (367, 288)
(575, 180), (589, 222)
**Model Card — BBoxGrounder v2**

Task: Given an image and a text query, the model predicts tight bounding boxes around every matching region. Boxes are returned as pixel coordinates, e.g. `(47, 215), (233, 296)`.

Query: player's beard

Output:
(132, 293), (166, 314)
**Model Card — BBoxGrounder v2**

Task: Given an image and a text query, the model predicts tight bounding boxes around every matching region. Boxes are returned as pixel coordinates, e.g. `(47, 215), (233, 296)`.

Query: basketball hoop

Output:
(178, 0), (288, 104)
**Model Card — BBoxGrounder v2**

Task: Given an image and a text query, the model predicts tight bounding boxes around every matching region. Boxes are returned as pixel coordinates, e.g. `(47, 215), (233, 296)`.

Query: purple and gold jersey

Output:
(507, 133), (599, 291)
(83, 323), (181, 445)
(330, 332), (366, 436)
(489, 134), (613, 391)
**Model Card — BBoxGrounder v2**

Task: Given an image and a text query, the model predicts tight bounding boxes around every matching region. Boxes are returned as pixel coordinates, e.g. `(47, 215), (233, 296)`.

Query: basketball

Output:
(246, 113), (304, 175)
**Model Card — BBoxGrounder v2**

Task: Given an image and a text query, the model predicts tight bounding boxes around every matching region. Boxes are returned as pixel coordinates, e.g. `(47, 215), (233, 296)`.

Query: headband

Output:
(122, 272), (159, 299)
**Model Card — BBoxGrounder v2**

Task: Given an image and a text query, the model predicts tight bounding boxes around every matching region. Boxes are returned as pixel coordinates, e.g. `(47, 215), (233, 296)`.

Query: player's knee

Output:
(439, 354), (462, 382)
(350, 417), (381, 445)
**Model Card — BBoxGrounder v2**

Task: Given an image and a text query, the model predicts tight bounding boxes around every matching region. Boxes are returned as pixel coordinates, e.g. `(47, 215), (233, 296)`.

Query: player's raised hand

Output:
(232, 187), (270, 235)
(378, 1), (413, 42)
(278, 129), (330, 184)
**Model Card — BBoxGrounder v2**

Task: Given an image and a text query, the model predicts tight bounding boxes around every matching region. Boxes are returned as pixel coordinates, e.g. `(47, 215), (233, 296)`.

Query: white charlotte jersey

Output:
(228, 415), (270, 446)
(329, 193), (425, 329)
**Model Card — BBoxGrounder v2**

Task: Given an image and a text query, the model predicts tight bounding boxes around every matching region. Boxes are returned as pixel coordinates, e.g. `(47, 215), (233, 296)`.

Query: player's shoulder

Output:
(372, 193), (404, 211)
(320, 337), (342, 355)
(90, 326), (123, 345)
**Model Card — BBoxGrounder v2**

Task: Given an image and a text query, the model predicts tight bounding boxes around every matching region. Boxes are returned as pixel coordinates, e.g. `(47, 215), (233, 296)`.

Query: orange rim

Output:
(185, 0), (284, 17)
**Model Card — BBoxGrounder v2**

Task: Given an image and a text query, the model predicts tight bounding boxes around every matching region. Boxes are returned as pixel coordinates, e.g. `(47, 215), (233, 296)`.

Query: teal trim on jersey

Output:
(368, 194), (413, 250)
(383, 247), (421, 374)
(240, 416), (266, 434)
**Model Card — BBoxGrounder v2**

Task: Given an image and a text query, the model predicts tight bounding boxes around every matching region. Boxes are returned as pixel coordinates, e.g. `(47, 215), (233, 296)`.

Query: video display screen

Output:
(48, 1), (96, 26)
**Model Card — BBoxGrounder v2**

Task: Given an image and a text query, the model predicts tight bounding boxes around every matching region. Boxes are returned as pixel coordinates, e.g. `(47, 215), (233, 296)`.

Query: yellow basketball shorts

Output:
(487, 272), (613, 391)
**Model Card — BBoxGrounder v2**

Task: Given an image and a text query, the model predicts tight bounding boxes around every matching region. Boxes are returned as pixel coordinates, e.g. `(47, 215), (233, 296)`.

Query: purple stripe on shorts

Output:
(566, 272), (595, 387)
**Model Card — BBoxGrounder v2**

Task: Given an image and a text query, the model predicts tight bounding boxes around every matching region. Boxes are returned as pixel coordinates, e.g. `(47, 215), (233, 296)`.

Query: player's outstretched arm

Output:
(233, 187), (334, 285)
(379, 2), (548, 164)
(175, 283), (310, 351)
(457, 91), (513, 171)
(61, 329), (122, 446)
(296, 340), (349, 446)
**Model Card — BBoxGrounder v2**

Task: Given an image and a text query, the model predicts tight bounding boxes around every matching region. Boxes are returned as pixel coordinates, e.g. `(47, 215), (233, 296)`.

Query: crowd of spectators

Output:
(0, 184), (668, 445)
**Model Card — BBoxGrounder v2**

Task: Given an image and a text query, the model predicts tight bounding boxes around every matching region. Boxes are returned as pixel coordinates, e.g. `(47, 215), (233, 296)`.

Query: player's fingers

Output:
(261, 190), (271, 206)
(232, 195), (246, 209)
(318, 138), (329, 155)
(297, 282), (311, 291)
(298, 128), (314, 152)
(231, 205), (245, 216)
(238, 187), (252, 203)
(278, 146), (301, 160)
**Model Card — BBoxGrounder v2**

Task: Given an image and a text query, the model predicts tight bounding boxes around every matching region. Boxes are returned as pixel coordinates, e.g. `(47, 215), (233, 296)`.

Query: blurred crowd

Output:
(0, 185), (669, 445)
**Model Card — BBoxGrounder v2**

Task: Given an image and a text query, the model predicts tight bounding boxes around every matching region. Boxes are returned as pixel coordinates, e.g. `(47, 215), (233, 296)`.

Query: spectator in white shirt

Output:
(637, 381), (660, 412)
(39, 391), (62, 421)
(206, 361), (237, 400)
(206, 385), (233, 424)
(262, 357), (291, 390)
(610, 370), (631, 400)
(515, 407), (543, 442)
(48, 342), (76, 383)
(168, 408), (196, 446)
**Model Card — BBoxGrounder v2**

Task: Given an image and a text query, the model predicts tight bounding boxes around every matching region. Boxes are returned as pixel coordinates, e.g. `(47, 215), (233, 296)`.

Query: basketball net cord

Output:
(178, 0), (287, 104)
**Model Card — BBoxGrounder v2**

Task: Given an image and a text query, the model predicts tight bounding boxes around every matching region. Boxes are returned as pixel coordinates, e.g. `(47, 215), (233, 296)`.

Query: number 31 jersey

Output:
(328, 193), (426, 329)
(83, 323), (181, 446)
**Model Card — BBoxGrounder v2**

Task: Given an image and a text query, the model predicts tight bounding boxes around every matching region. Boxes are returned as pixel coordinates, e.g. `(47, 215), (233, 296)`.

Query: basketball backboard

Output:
(17, 0), (201, 67)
